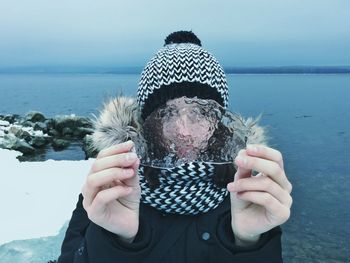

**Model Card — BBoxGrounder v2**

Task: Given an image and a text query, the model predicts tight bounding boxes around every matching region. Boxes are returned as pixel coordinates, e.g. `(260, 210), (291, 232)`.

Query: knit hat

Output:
(137, 30), (229, 119)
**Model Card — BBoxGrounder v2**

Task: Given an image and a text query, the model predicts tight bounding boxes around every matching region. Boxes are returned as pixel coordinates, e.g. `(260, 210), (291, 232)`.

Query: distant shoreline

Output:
(225, 66), (350, 74)
(1, 66), (350, 75)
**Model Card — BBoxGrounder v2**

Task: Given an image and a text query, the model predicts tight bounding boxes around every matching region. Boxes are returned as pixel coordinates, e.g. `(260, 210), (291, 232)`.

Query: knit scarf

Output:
(139, 162), (229, 215)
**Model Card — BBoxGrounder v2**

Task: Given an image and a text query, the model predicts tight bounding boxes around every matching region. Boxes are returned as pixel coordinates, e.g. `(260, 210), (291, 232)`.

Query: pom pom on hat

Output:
(164, 30), (202, 46)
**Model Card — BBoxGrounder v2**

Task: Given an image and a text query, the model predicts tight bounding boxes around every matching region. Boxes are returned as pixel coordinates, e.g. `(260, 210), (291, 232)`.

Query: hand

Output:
(82, 140), (141, 242)
(227, 144), (293, 246)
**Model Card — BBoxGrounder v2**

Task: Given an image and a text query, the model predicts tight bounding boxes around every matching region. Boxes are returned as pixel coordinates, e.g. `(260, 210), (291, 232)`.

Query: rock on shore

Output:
(0, 112), (98, 160)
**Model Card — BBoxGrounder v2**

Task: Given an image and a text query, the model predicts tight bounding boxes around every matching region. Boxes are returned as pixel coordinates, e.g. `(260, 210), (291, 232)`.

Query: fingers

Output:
(91, 152), (139, 173)
(235, 191), (291, 224)
(96, 140), (134, 159)
(246, 144), (284, 169)
(235, 149), (292, 193)
(83, 167), (135, 204)
(88, 167), (135, 188)
(228, 176), (293, 208)
(88, 185), (132, 218)
(83, 141), (140, 207)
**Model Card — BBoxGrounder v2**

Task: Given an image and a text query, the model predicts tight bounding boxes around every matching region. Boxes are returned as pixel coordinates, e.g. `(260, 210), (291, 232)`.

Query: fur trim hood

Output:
(91, 96), (268, 153)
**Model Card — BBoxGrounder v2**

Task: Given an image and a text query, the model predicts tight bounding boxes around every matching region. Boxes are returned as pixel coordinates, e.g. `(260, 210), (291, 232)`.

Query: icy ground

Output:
(0, 149), (93, 263)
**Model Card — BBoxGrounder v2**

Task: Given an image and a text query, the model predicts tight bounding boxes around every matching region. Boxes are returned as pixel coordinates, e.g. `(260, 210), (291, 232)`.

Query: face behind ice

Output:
(140, 96), (247, 168)
(161, 97), (218, 160)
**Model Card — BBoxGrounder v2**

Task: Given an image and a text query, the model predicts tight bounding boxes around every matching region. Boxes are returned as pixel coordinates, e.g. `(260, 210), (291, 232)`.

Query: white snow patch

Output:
(0, 120), (10, 126)
(0, 149), (94, 245)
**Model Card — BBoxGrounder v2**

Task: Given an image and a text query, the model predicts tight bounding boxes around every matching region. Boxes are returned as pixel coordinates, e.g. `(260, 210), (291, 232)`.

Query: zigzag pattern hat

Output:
(137, 31), (229, 119)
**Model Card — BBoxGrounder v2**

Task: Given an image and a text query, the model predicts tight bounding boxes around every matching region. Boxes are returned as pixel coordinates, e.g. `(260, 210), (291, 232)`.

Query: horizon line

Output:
(1, 65), (350, 74)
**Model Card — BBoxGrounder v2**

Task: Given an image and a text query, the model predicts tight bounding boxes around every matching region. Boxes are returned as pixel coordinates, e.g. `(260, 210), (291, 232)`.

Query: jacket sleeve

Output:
(216, 212), (283, 263)
(57, 194), (91, 263)
(58, 195), (154, 263)
(79, 218), (154, 263)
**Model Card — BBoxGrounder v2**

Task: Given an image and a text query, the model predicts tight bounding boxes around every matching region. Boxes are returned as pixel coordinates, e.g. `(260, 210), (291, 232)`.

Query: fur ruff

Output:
(91, 96), (268, 152)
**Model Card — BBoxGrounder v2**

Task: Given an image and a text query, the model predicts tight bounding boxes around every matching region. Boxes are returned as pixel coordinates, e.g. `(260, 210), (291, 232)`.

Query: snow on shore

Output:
(0, 149), (93, 246)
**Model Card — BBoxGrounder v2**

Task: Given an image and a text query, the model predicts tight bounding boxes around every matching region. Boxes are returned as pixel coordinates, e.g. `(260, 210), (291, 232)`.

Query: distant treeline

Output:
(1, 66), (350, 74)
(224, 66), (350, 74)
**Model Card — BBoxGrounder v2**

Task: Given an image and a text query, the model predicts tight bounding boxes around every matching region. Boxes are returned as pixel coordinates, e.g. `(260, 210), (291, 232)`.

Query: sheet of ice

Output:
(139, 97), (248, 167)
(0, 149), (93, 246)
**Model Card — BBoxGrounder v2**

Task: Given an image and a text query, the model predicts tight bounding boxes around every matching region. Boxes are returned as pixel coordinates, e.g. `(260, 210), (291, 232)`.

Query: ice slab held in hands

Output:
(133, 97), (249, 168)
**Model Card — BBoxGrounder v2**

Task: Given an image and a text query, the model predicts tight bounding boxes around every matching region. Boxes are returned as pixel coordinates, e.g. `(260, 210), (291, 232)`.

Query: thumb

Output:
(234, 156), (252, 181)
(123, 158), (140, 188)
(228, 156), (253, 211)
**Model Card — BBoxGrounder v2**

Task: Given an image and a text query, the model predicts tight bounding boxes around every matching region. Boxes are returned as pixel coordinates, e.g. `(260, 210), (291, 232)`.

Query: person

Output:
(57, 31), (293, 263)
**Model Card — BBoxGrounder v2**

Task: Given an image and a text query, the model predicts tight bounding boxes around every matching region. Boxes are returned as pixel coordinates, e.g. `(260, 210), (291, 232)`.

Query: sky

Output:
(0, 0), (349, 68)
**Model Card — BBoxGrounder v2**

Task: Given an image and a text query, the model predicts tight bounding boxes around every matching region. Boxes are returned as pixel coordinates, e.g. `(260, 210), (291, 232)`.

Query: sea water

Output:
(0, 73), (349, 262)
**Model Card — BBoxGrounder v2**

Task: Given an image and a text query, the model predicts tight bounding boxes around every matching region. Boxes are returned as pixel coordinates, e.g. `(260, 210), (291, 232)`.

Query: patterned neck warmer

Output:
(139, 162), (230, 215)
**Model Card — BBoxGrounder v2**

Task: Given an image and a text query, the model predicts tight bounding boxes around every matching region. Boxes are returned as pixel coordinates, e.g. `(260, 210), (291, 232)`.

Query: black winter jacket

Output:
(57, 194), (283, 263)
